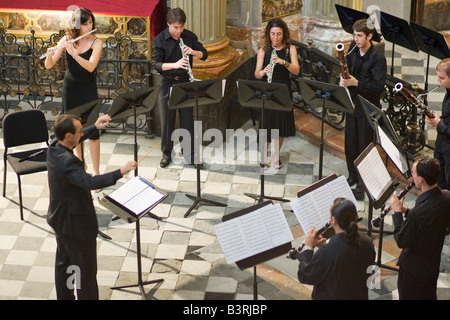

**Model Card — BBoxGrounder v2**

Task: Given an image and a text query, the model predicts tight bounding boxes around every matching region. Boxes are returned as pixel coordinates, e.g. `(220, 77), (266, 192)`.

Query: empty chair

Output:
(2, 109), (49, 220)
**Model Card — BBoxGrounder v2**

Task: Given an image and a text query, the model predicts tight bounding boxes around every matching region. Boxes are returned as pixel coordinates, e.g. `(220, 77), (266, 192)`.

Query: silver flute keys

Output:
(267, 46), (277, 83)
(179, 37), (195, 82)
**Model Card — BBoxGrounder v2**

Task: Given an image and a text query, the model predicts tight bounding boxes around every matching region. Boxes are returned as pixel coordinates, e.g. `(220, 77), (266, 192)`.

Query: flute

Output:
(371, 181), (415, 228)
(394, 83), (436, 119)
(287, 222), (332, 260)
(39, 29), (97, 60)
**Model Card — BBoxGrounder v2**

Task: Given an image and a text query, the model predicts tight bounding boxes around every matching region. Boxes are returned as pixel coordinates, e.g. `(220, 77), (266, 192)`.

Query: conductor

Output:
(47, 113), (136, 300)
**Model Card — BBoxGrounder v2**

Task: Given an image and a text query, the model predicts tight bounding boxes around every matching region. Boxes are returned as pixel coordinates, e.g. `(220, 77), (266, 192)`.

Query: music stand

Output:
(168, 79), (228, 218)
(379, 11), (419, 77)
(100, 176), (167, 298)
(359, 95), (402, 149)
(411, 22), (450, 104)
(66, 98), (111, 240)
(335, 4), (382, 43)
(108, 86), (161, 221)
(237, 79), (292, 203)
(218, 201), (293, 300)
(298, 79), (354, 180)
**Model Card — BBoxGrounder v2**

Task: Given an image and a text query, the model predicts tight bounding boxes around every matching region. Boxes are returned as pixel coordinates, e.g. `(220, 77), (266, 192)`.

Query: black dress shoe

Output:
(347, 176), (358, 187)
(354, 181), (365, 193)
(160, 157), (171, 168)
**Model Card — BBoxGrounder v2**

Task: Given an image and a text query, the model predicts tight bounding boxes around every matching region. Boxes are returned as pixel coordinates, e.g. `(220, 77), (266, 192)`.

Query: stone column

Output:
(170, 0), (243, 79)
(306, 0), (362, 55)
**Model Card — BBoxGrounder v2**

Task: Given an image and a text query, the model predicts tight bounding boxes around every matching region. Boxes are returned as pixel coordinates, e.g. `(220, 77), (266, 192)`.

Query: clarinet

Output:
(266, 46), (277, 83)
(371, 181), (415, 228)
(179, 37), (195, 82)
(287, 222), (332, 260)
(336, 43), (350, 80)
(394, 83), (436, 119)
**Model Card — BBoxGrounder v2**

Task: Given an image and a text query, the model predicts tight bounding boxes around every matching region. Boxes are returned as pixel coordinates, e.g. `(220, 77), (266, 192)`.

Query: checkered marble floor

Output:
(0, 41), (449, 301)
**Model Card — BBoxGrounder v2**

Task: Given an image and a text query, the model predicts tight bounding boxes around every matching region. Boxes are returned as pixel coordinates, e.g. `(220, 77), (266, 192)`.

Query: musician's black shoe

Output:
(160, 157), (171, 168)
(354, 181), (365, 193)
(347, 175), (358, 187)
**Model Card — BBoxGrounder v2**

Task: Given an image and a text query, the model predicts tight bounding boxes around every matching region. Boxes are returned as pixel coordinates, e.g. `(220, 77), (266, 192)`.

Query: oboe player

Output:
(339, 19), (387, 193)
(389, 157), (450, 300)
(297, 198), (375, 300)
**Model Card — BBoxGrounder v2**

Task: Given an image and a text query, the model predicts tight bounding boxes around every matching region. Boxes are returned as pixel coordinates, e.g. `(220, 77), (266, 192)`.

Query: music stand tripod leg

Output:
(111, 219), (164, 299)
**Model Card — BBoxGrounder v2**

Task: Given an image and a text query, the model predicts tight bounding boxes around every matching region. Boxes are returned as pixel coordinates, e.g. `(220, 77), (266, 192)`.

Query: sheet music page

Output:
(377, 126), (408, 174)
(290, 186), (334, 234)
(356, 147), (391, 200)
(214, 203), (293, 264)
(107, 176), (164, 215)
(327, 175), (360, 212)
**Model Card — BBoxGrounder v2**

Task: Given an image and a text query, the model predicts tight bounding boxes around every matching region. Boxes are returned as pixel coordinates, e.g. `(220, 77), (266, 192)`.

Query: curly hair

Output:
(262, 18), (291, 52)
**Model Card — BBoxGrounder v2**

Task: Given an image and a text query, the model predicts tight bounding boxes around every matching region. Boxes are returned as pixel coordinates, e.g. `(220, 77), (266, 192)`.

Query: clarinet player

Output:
(151, 7), (207, 169)
(297, 198), (375, 300)
(389, 157), (450, 300)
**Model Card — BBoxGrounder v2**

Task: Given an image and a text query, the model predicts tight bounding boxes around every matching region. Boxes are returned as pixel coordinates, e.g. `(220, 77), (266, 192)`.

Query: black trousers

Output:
(158, 79), (194, 163)
(435, 137), (450, 191)
(54, 233), (98, 300)
(345, 115), (374, 178)
(398, 268), (438, 300)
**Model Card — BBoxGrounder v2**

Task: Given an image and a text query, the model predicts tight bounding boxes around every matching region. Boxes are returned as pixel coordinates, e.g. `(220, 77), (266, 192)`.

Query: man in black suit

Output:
(47, 113), (136, 300)
(390, 157), (450, 300)
(340, 19), (387, 192)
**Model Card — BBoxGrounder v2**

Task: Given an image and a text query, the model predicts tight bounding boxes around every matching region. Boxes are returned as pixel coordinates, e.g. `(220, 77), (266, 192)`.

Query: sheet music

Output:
(356, 147), (391, 200)
(377, 126), (409, 174)
(107, 176), (164, 215)
(290, 176), (359, 234)
(214, 203), (293, 264)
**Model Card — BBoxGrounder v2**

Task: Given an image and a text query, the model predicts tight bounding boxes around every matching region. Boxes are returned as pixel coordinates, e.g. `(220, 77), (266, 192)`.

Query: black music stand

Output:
(335, 4), (382, 43)
(237, 79), (292, 203)
(101, 176), (167, 298)
(108, 86), (161, 221)
(220, 201), (292, 300)
(168, 79), (228, 218)
(379, 11), (419, 77)
(298, 79), (354, 180)
(359, 95), (402, 149)
(66, 98), (111, 240)
(411, 22), (450, 104)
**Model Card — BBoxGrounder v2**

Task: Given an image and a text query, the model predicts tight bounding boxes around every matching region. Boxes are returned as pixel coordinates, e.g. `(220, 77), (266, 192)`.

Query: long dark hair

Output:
(67, 8), (96, 42)
(262, 18), (291, 52)
(331, 198), (361, 245)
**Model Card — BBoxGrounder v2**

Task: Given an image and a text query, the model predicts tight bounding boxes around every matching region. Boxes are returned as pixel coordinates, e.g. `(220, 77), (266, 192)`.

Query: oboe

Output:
(287, 222), (332, 260)
(371, 181), (415, 228)
(394, 83), (436, 119)
(266, 46), (277, 83)
(39, 29), (97, 60)
(179, 37), (195, 82)
(336, 43), (350, 80)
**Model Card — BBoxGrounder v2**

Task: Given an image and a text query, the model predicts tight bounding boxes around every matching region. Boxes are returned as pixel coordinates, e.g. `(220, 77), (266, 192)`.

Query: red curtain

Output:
(2, 0), (160, 17)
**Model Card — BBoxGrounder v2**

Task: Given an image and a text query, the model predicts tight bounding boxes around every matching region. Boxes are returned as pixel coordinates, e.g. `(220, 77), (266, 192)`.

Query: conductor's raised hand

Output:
(95, 114), (112, 130)
(120, 161), (137, 176)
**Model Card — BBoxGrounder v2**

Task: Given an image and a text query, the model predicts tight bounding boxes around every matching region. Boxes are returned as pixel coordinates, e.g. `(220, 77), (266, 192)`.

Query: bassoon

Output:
(394, 83), (436, 119)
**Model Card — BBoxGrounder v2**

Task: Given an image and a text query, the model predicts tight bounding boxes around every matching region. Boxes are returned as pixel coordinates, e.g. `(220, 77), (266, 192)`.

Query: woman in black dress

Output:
(254, 18), (300, 169)
(45, 8), (103, 176)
